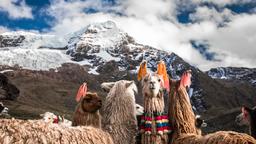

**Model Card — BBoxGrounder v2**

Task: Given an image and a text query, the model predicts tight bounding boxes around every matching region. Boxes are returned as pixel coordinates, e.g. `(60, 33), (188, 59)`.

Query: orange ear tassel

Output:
(157, 61), (170, 91)
(180, 70), (192, 88)
(138, 60), (148, 81)
(76, 83), (87, 102)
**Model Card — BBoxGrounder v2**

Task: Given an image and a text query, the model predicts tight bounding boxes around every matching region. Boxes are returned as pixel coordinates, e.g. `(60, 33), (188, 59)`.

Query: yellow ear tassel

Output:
(138, 60), (147, 81)
(157, 61), (168, 82)
(157, 61), (170, 91)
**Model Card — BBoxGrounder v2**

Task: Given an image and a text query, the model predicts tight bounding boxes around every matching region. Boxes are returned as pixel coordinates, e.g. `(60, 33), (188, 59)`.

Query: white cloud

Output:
(0, 26), (9, 34)
(189, 6), (234, 24)
(188, 0), (253, 7)
(117, 0), (176, 21)
(0, 0), (33, 19)
(43, 0), (256, 71)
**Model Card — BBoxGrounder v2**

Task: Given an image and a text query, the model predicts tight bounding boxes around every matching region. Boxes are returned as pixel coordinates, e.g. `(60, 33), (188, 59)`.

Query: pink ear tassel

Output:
(76, 83), (87, 102)
(180, 71), (192, 88)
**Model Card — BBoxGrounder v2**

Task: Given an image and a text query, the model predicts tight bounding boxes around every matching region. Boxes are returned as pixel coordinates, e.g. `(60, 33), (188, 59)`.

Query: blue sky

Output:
(0, 0), (256, 70)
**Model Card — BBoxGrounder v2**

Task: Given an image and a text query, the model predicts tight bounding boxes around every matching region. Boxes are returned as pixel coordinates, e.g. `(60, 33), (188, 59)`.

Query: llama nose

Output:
(150, 81), (155, 85)
(98, 100), (102, 105)
(150, 81), (155, 89)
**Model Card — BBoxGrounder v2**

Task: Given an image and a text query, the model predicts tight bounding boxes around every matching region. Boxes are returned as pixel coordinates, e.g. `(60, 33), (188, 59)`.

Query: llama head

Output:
(195, 115), (207, 128)
(40, 112), (58, 123)
(138, 60), (169, 98)
(0, 102), (8, 114)
(236, 106), (256, 126)
(80, 92), (102, 113)
(101, 80), (137, 96)
(136, 104), (144, 116)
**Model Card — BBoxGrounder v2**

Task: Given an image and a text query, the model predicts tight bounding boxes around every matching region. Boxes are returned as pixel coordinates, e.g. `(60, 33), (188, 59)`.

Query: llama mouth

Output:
(149, 85), (155, 90)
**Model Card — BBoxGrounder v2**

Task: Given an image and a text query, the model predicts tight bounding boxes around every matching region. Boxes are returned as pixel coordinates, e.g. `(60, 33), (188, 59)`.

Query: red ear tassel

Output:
(180, 70), (192, 88)
(76, 83), (87, 102)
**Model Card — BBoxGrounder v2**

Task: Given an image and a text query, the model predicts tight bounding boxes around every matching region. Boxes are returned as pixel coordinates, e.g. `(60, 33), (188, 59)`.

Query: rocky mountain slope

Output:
(0, 21), (255, 134)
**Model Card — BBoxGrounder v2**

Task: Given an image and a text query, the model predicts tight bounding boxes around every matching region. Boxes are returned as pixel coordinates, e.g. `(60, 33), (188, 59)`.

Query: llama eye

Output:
(158, 79), (161, 82)
(144, 78), (148, 82)
(85, 98), (91, 102)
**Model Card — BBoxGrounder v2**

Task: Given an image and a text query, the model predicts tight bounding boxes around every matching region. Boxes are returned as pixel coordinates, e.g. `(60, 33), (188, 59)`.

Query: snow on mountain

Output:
(0, 31), (67, 49)
(0, 48), (72, 70)
(67, 21), (127, 53)
(207, 67), (256, 86)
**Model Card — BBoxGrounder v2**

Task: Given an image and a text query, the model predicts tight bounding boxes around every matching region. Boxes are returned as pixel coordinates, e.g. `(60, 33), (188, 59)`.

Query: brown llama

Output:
(137, 60), (171, 144)
(168, 70), (256, 144)
(72, 92), (102, 128)
(236, 106), (256, 139)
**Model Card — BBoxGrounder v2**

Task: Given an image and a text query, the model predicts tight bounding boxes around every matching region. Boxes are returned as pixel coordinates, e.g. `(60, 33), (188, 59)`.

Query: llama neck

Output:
(143, 91), (165, 113)
(169, 80), (197, 136)
(249, 117), (256, 139)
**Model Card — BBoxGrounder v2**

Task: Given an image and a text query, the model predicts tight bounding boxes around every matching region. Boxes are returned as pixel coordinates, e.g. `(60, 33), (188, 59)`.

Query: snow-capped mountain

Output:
(207, 67), (256, 86)
(0, 21), (207, 112)
(1, 21), (256, 118)
(0, 31), (71, 70)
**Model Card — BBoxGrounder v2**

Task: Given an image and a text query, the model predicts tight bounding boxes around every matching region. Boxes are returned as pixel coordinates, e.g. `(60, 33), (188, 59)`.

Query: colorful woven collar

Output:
(139, 112), (171, 135)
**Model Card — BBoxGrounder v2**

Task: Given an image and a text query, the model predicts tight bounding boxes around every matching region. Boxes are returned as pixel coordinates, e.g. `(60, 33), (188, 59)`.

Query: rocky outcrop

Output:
(0, 73), (20, 100)
(0, 35), (25, 47)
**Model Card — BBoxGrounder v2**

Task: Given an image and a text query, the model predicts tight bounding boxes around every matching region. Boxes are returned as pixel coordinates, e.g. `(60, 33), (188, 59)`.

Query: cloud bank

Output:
(0, 0), (33, 19)
(1, 0), (256, 71)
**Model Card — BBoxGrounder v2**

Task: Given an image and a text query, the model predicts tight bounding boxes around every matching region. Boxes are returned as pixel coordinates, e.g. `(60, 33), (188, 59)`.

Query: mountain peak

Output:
(67, 21), (133, 56)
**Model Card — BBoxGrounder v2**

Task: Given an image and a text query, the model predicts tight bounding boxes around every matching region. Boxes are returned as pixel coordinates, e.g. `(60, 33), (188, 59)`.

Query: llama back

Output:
(0, 119), (113, 144)
(173, 131), (256, 144)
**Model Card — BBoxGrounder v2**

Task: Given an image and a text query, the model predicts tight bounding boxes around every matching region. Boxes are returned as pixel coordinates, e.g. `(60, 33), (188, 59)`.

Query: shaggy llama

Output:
(138, 60), (171, 144)
(72, 92), (102, 128)
(101, 80), (138, 144)
(236, 106), (256, 139)
(168, 70), (256, 144)
(0, 119), (113, 144)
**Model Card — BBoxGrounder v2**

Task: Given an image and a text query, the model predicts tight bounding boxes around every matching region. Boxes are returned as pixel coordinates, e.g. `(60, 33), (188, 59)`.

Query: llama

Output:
(0, 102), (8, 114)
(137, 60), (171, 144)
(195, 115), (207, 135)
(72, 92), (102, 128)
(101, 80), (138, 144)
(0, 119), (114, 144)
(168, 70), (256, 144)
(40, 112), (72, 127)
(0, 102), (10, 118)
(236, 106), (256, 139)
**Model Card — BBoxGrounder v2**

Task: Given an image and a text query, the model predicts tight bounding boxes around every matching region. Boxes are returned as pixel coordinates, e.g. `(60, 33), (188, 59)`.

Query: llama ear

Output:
(156, 61), (169, 91)
(242, 106), (252, 116)
(76, 82), (87, 102)
(125, 81), (134, 88)
(101, 82), (115, 93)
(180, 70), (192, 88)
(138, 60), (148, 81)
